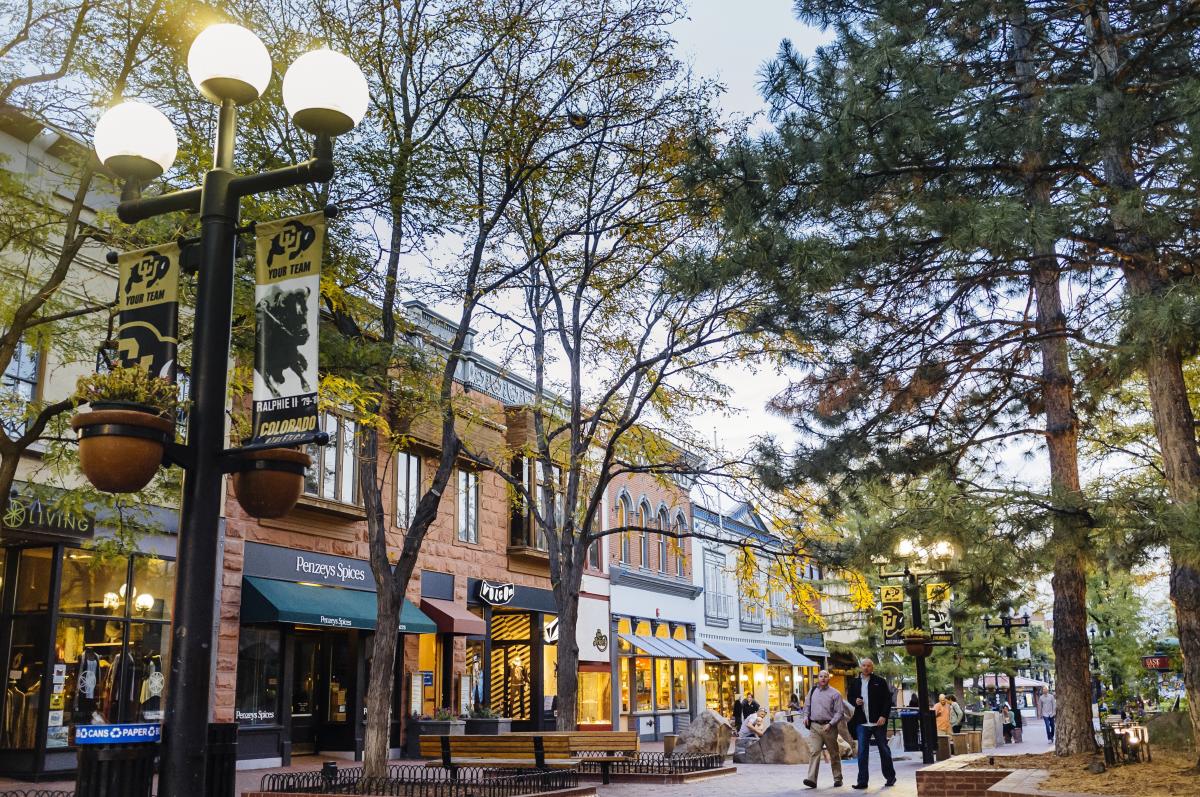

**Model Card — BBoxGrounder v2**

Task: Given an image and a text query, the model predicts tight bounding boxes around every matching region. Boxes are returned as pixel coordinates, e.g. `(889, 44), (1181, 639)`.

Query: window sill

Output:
(294, 494), (368, 521)
(705, 615), (730, 628)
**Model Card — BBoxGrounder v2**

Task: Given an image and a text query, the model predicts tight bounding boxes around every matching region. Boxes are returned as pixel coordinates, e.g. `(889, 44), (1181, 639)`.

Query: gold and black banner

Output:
(251, 211), (323, 445)
(881, 585), (905, 646)
(926, 582), (954, 645)
(116, 242), (180, 379)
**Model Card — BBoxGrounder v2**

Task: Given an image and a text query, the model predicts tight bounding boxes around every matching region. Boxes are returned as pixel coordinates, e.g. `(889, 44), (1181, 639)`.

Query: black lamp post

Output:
(879, 540), (955, 765)
(92, 23), (367, 797)
(982, 611), (1030, 726)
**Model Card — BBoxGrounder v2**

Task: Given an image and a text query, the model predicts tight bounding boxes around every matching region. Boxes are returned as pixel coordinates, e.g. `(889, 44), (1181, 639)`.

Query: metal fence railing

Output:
(0, 790), (75, 797)
(575, 752), (723, 776)
(259, 764), (579, 796)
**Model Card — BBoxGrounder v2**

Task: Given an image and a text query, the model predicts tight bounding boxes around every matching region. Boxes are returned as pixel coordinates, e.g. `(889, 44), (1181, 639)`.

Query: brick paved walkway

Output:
(0, 717), (1055, 796)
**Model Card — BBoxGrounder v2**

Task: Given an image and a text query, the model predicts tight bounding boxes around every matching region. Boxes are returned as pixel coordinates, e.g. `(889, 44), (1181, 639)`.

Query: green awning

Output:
(241, 577), (436, 634)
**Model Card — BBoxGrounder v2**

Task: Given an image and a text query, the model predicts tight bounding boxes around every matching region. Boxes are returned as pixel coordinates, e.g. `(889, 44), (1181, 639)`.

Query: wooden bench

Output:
(508, 731), (639, 783)
(419, 734), (578, 779)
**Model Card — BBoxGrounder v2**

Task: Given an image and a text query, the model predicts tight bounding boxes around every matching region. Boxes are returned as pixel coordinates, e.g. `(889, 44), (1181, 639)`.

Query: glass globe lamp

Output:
(282, 48), (368, 136)
(94, 101), (178, 181)
(188, 23), (272, 105)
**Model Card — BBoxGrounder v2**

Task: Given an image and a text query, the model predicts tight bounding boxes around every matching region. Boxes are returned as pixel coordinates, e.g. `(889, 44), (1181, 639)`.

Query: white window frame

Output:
(457, 469), (480, 543)
(396, 452), (421, 529)
(305, 412), (361, 506)
(2, 339), (40, 437)
(617, 495), (631, 563)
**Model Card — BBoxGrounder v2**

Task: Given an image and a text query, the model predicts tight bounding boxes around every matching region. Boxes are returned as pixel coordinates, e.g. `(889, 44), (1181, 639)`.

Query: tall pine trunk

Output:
(1013, 7), (1096, 755)
(1084, 5), (1200, 765)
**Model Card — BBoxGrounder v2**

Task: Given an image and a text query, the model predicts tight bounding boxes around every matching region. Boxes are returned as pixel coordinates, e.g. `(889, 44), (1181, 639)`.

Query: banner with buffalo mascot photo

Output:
(116, 242), (180, 380)
(251, 211), (324, 446)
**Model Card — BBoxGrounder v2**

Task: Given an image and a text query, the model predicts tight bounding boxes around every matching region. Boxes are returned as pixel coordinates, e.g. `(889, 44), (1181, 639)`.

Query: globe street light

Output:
(983, 611), (1030, 733)
(94, 23), (366, 797)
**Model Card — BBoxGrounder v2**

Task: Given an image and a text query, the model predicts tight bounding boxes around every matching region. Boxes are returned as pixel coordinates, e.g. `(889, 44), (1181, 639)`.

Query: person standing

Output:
(733, 693), (746, 728)
(948, 695), (965, 734)
(1001, 704), (1013, 743)
(848, 657), (896, 790)
(801, 670), (845, 789)
(1038, 688), (1056, 742)
(934, 694), (952, 736)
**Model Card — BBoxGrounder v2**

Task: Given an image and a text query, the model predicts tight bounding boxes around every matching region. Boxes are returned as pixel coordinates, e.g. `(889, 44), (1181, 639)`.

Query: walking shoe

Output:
(852, 784), (868, 790)
(835, 778), (843, 786)
(885, 779), (897, 786)
(804, 779), (817, 788)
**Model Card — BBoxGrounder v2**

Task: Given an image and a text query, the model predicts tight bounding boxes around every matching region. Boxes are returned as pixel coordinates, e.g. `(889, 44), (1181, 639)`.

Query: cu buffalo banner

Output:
(116, 242), (180, 379)
(880, 585), (905, 646)
(926, 582), (954, 644)
(252, 211), (324, 445)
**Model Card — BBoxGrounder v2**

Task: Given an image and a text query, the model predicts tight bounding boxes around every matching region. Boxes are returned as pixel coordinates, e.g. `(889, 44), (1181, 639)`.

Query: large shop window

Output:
(305, 413), (361, 505)
(457, 470), (479, 543)
(235, 628), (281, 725)
(633, 657), (652, 713)
(1, 338), (39, 436)
(2, 549), (175, 751)
(488, 612), (531, 720)
(578, 670), (610, 725)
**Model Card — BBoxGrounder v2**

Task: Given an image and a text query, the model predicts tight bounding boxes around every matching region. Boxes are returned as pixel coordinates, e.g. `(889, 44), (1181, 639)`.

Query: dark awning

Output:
(241, 577), (436, 634)
(420, 598), (486, 636)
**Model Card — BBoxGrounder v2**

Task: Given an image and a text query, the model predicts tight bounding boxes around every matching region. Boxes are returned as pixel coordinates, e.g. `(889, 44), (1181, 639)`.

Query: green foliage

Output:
(74, 366), (181, 414)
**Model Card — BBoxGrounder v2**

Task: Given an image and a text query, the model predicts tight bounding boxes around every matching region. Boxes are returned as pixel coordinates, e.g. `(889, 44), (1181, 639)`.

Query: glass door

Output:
(290, 633), (319, 755)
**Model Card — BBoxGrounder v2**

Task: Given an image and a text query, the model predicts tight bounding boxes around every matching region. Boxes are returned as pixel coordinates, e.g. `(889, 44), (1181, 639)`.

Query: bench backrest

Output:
(507, 730), (639, 753)
(418, 734), (574, 761)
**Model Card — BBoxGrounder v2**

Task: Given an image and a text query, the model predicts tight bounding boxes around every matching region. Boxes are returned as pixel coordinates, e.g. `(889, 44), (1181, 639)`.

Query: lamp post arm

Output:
(117, 186), (204, 224)
(230, 134), (334, 198)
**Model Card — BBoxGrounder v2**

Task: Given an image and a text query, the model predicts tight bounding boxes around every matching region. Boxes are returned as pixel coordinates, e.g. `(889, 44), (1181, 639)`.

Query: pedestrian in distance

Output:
(801, 670), (845, 789)
(948, 694), (965, 734)
(733, 693), (745, 729)
(790, 692), (802, 712)
(934, 694), (952, 736)
(1001, 704), (1013, 743)
(848, 657), (897, 789)
(745, 693), (761, 715)
(1038, 688), (1056, 742)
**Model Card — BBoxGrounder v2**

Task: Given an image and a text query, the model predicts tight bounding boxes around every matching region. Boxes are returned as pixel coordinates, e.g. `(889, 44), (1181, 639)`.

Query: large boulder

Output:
(1147, 712), (1195, 751)
(675, 709), (733, 757)
(758, 721), (812, 764)
(733, 736), (763, 763)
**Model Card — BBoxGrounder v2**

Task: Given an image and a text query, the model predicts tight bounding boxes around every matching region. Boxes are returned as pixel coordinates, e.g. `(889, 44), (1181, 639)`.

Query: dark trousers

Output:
(1043, 715), (1055, 740)
(854, 723), (896, 786)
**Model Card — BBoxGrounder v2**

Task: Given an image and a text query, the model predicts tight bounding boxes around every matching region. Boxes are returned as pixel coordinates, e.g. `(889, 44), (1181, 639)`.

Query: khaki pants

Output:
(807, 721), (843, 783)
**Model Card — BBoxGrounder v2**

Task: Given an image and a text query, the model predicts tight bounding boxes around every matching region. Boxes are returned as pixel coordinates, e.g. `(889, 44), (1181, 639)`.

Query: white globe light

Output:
(283, 48), (369, 136)
(188, 23), (272, 105)
(93, 101), (178, 181)
(894, 538), (916, 559)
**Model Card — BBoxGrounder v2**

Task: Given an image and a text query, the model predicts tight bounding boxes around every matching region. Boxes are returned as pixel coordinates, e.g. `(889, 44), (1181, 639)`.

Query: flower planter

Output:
(416, 719), (465, 736)
(464, 718), (511, 735)
(232, 448), (312, 518)
(71, 407), (174, 493)
(905, 638), (933, 657)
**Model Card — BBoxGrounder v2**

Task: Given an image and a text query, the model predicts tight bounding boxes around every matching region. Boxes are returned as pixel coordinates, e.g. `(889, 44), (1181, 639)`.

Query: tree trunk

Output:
(1013, 6), (1096, 755)
(553, 582), (581, 731)
(1083, 5), (1200, 765)
(364, 582), (400, 776)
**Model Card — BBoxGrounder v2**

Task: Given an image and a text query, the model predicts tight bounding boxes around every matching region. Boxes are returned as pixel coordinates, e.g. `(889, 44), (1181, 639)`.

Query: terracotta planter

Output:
(905, 638), (933, 657)
(71, 408), (174, 493)
(232, 448), (312, 518)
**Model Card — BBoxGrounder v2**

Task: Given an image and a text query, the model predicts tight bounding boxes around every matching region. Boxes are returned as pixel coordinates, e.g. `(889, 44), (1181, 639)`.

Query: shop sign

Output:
(880, 585), (905, 646)
(543, 617), (559, 644)
(244, 542), (373, 591)
(478, 580), (515, 606)
(319, 615), (352, 627)
(576, 597), (610, 662)
(235, 709), (276, 723)
(1142, 655), (1172, 671)
(3, 493), (94, 538)
(75, 723), (161, 744)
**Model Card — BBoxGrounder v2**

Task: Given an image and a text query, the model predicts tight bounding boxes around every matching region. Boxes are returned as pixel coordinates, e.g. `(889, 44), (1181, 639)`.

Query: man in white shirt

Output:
(739, 708), (768, 738)
(1038, 688), (1056, 741)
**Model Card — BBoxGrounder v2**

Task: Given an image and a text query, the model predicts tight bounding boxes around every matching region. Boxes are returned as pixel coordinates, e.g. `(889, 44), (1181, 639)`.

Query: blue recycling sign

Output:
(74, 723), (161, 745)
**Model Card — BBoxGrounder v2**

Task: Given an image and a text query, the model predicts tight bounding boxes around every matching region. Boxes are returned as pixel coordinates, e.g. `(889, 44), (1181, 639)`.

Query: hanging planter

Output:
(232, 448), (311, 518)
(903, 631), (934, 657)
(71, 368), (180, 494)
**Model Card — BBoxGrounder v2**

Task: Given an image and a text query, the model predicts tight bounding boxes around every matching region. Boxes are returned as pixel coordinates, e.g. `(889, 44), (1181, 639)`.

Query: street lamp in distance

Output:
(982, 611), (1031, 728)
(93, 22), (367, 797)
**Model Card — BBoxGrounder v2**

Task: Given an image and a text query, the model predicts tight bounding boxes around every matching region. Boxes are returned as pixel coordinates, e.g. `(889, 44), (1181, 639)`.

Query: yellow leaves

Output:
(844, 569), (877, 611)
(320, 374), (389, 435)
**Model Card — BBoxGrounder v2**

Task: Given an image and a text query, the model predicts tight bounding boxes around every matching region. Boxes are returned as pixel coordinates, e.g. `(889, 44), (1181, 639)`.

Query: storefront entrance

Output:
(288, 628), (355, 755)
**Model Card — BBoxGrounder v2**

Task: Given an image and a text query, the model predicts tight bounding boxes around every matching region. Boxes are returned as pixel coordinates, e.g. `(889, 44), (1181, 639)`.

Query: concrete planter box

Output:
(465, 718), (512, 735)
(419, 719), (466, 736)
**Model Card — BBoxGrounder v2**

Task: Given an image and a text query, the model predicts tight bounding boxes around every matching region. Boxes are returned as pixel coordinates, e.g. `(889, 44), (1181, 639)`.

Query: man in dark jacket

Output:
(733, 694), (745, 728)
(847, 657), (896, 789)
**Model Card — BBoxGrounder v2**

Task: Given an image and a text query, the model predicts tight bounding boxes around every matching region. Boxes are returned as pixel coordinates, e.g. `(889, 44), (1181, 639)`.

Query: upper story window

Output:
(673, 515), (687, 577)
(638, 501), (651, 566)
(537, 462), (563, 549)
(2, 339), (40, 437)
(305, 412), (360, 505)
(457, 469), (480, 543)
(617, 494), (631, 563)
(396, 452), (421, 529)
(656, 508), (669, 573)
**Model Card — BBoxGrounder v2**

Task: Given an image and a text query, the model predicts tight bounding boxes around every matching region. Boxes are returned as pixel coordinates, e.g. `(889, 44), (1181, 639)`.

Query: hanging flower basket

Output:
(903, 632), (934, 657)
(71, 407), (174, 493)
(232, 448), (312, 518)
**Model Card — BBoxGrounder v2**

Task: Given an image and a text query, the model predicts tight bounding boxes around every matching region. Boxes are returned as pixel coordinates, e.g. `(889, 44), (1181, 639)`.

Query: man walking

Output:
(802, 670), (844, 788)
(1038, 688), (1056, 742)
(848, 658), (896, 789)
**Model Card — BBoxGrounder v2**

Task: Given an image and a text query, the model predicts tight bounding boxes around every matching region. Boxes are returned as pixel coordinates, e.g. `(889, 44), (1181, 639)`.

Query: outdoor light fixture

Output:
(282, 48), (369, 135)
(94, 101), (178, 180)
(187, 23), (272, 104)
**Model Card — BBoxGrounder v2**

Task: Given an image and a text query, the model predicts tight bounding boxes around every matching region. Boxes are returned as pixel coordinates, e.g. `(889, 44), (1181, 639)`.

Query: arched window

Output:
(657, 508), (669, 573)
(673, 515), (688, 577)
(638, 501), (651, 566)
(617, 494), (631, 563)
